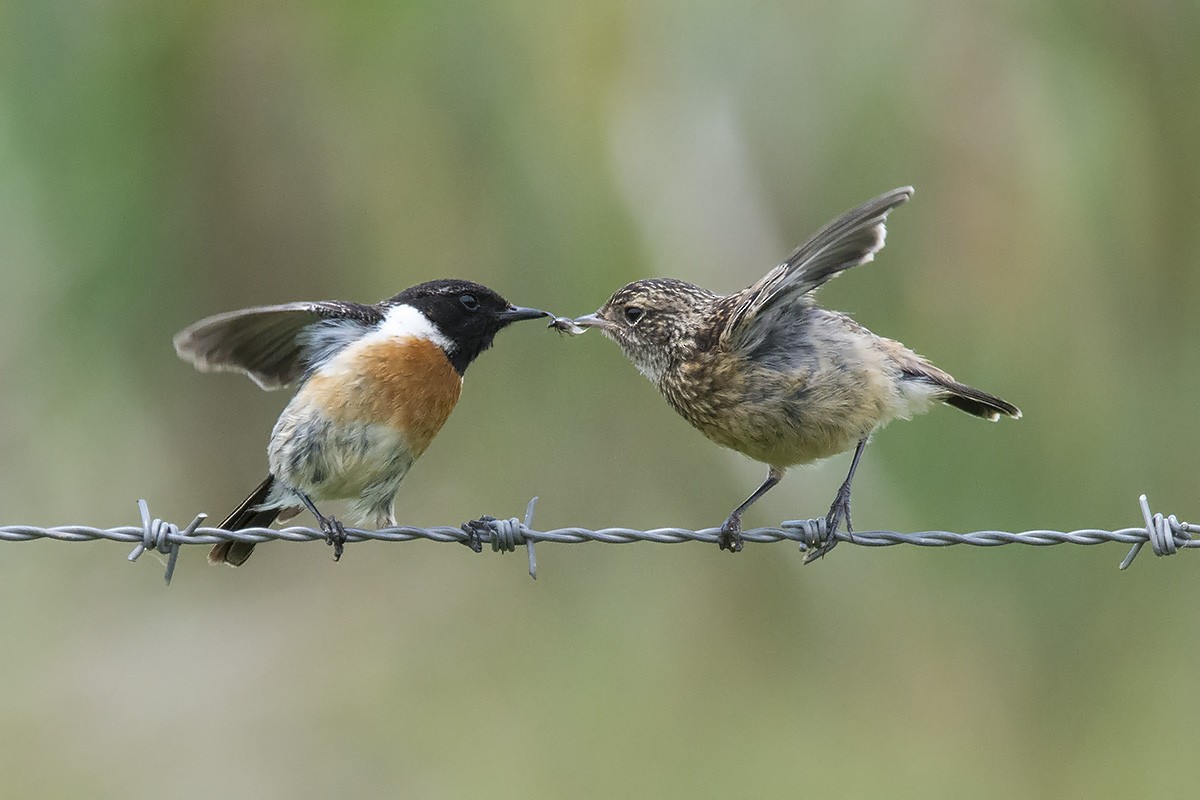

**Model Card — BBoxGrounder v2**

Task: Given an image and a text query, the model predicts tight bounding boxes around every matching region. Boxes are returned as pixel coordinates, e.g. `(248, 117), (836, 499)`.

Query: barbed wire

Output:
(0, 495), (1193, 584)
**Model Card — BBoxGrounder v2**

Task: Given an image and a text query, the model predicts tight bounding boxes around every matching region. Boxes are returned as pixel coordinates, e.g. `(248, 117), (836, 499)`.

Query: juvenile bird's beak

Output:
(571, 312), (608, 330)
(497, 306), (552, 322)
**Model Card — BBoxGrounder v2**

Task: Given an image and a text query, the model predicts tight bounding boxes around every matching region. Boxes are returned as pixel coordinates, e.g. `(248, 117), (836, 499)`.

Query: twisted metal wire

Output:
(1, 495), (1194, 584)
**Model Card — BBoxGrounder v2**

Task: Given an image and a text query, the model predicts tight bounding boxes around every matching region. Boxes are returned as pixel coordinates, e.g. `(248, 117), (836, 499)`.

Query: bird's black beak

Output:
(497, 306), (552, 323)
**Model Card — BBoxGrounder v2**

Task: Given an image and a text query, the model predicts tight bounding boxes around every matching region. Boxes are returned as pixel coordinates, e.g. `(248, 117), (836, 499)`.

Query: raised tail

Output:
(209, 475), (281, 566)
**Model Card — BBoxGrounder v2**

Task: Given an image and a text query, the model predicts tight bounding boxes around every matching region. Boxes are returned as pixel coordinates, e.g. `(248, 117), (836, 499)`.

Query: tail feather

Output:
(938, 381), (1021, 421)
(209, 475), (281, 567)
(900, 358), (1020, 422)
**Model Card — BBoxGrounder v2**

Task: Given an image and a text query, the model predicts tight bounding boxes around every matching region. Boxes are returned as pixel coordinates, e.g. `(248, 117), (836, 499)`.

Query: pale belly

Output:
(268, 403), (416, 501)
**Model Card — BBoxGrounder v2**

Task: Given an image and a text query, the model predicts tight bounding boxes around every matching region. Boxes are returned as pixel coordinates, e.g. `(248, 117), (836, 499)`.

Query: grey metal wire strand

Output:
(1, 494), (1194, 584)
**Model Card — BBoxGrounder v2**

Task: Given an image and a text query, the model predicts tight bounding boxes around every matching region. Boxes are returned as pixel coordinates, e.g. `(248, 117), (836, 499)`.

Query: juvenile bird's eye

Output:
(459, 294), (479, 312)
(624, 306), (644, 324)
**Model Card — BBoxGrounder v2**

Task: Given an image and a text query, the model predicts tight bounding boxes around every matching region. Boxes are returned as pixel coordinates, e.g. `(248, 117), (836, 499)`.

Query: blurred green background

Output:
(2, 0), (1198, 797)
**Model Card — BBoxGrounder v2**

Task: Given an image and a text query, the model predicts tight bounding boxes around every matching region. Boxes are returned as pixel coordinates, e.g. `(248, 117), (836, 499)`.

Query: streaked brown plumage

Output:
(570, 187), (1020, 556)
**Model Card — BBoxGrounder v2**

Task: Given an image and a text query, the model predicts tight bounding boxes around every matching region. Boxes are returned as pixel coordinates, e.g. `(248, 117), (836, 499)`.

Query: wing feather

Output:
(173, 301), (382, 389)
(721, 187), (914, 348)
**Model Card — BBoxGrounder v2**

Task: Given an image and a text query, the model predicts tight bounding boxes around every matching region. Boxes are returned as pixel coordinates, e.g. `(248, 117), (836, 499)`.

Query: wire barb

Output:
(126, 500), (207, 585)
(461, 497), (540, 579)
(1118, 494), (1194, 569)
(2, 494), (1195, 584)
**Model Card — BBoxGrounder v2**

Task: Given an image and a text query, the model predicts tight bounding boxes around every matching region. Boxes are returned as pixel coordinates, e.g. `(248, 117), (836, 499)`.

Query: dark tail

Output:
(901, 362), (1021, 422)
(939, 381), (1021, 421)
(209, 475), (281, 567)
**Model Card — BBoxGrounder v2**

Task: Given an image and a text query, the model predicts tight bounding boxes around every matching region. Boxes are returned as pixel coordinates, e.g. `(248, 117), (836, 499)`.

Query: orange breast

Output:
(306, 336), (463, 457)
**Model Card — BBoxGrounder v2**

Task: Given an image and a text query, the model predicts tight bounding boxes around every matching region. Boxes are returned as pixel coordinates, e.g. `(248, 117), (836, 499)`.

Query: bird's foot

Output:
(459, 516), (492, 553)
(319, 515), (347, 561)
(804, 487), (853, 564)
(826, 484), (853, 536)
(718, 514), (744, 553)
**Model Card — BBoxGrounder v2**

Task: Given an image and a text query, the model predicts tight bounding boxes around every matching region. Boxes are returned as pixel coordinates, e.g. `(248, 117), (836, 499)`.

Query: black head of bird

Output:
(395, 280), (550, 372)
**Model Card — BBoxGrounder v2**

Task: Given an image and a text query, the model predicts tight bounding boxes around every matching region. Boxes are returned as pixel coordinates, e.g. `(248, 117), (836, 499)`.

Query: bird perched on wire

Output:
(563, 187), (1020, 558)
(174, 279), (550, 566)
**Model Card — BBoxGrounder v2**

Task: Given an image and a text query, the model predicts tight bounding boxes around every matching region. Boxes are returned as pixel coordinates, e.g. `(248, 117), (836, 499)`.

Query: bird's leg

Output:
(298, 492), (347, 561)
(808, 438), (868, 562)
(719, 466), (785, 552)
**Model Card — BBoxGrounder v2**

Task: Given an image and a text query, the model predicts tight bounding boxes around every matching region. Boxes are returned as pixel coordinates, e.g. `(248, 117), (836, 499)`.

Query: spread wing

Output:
(720, 187), (914, 348)
(173, 301), (383, 389)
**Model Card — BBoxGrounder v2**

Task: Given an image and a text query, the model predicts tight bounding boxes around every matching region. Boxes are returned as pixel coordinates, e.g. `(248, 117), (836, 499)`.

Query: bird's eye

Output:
(624, 306), (644, 325)
(459, 294), (479, 312)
